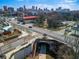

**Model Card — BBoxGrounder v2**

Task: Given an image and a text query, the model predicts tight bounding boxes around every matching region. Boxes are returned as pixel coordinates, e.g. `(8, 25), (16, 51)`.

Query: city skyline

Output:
(0, 0), (79, 10)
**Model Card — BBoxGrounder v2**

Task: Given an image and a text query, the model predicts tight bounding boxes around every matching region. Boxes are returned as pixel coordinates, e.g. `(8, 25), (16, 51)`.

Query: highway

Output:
(0, 19), (78, 57)
(0, 31), (41, 55)
(30, 27), (76, 46)
(10, 21), (79, 52)
(5, 36), (39, 59)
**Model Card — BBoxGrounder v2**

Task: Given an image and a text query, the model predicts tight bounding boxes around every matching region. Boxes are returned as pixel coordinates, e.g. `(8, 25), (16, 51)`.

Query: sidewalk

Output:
(18, 30), (28, 38)
(39, 45), (46, 59)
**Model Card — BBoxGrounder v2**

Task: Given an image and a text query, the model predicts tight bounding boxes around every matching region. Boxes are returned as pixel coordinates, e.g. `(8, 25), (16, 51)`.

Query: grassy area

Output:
(48, 28), (62, 31)
(46, 54), (54, 59)
(35, 24), (65, 31)
(0, 29), (21, 42)
(25, 53), (39, 59)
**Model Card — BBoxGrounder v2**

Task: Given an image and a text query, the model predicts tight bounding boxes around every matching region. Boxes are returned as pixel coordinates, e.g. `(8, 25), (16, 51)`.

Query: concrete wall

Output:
(11, 45), (32, 59)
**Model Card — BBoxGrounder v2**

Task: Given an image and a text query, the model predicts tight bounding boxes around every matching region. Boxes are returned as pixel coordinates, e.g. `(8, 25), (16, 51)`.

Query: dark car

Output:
(28, 26), (32, 28)
(43, 33), (47, 36)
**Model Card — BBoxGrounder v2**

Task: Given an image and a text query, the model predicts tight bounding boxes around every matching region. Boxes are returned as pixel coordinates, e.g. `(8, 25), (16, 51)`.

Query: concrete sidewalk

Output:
(39, 45), (46, 59)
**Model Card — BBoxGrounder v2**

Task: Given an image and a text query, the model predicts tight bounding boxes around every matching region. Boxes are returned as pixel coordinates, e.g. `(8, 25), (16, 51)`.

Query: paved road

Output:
(28, 27), (79, 53)
(5, 36), (39, 59)
(11, 22), (77, 46)
(10, 22), (79, 51)
(0, 33), (38, 55)
(29, 27), (76, 46)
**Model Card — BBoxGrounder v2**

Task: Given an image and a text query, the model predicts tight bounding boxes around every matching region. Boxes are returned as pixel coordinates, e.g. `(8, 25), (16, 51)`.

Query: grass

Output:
(0, 29), (21, 42)
(46, 54), (54, 59)
(25, 54), (39, 59)
(35, 24), (65, 31)
(25, 54), (54, 59)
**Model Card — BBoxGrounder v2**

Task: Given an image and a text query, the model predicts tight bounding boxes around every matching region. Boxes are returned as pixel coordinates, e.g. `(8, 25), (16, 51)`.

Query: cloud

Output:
(34, 4), (53, 9)
(15, 0), (79, 10)
(59, 0), (78, 10)
(64, 0), (77, 3)
(17, 0), (40, 2)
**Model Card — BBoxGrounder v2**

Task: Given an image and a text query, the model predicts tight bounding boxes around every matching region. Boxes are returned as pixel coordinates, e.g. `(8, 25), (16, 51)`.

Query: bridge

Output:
(0, 20), (78, 59)
(10, 22), (79, 49)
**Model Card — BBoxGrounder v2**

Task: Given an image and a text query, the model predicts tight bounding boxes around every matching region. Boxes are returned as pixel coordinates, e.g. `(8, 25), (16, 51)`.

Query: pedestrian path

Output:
(39, 45), (46, 59)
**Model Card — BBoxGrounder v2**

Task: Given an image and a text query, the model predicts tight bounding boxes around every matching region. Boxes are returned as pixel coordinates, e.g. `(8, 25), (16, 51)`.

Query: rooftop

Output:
(23, 16), (38, 20)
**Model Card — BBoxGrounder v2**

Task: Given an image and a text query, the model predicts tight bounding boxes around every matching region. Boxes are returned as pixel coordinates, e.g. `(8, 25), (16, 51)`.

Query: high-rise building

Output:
(8, 7), (14, 13)
(51, 8), (54, 12)
(0, 9), (3, 15)
(3, 6), (8, 11)
(23, 5), (26, 11)
(36, 6), (38, 10)
(32, 6), (35, 10)
(17, 7), (24, 12)
(56, 7), (62, 12)
(62, 9), (70, 13)
(0, 9), (3, 12)
(43, 8), (50, 13)
(56, 7), (70, 12)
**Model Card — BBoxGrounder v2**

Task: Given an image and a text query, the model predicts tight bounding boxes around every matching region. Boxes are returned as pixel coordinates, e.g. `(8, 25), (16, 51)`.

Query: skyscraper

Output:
(8, 7), (14, 13)
(3, 6), (8, 11)
(32, 6), (35, 10)
(17, 7), (24, 12)
(36, 6), (38, 10)
(23, 5), (26, 11)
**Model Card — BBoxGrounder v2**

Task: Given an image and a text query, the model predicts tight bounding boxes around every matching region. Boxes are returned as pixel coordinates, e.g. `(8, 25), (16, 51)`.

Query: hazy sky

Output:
(0, 0), (79, 10)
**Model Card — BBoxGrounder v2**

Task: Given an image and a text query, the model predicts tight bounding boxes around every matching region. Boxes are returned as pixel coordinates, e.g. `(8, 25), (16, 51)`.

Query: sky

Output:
(0, 0), (79, 10)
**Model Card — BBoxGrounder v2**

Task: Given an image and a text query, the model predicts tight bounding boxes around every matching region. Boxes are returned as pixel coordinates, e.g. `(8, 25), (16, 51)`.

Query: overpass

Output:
(5, 36), (41, 59)
(10, 22), (79, 52)
(0, 21), (78, 59)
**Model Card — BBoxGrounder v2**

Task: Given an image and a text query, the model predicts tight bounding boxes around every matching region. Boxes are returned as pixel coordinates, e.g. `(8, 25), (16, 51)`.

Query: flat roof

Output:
(3, 25), (12, 31)
(23, 16), (38, 20)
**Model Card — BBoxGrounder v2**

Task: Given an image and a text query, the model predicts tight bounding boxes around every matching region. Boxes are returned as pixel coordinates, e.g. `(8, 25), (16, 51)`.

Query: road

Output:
(29, 27), (76, 46)
(0, 31), (40, 55)
(10, 21), (79, 51)
(5, 36), (39, 59)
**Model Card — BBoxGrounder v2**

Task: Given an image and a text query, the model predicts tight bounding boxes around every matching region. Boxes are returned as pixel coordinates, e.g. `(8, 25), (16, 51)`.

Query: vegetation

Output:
(0, 29), (21, 42)
(35, 11), (79, 30)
